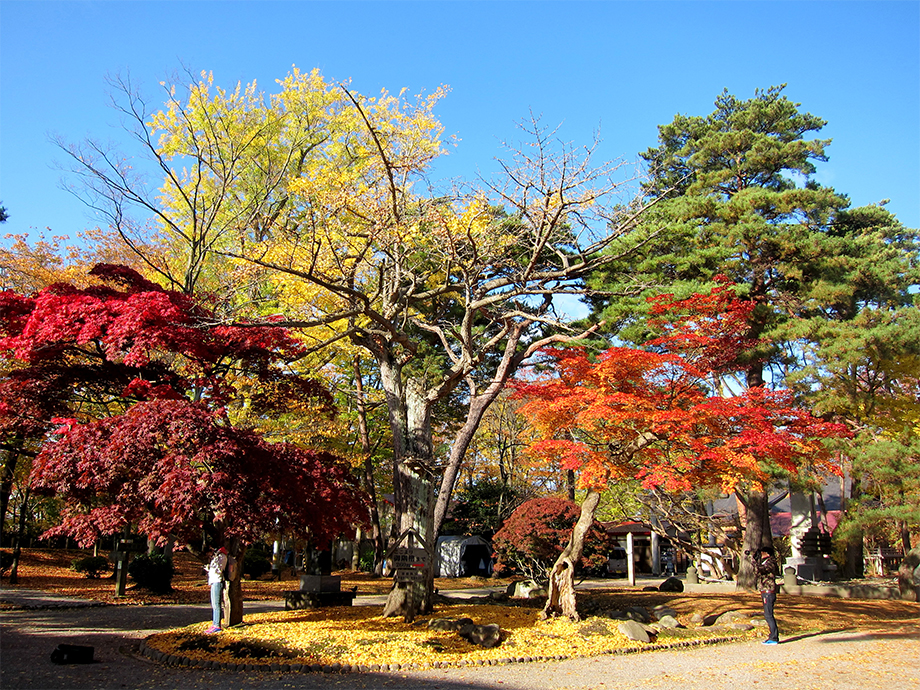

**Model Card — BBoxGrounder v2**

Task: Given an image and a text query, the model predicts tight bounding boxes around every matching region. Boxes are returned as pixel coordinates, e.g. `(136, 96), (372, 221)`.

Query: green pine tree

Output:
(588, 85), (919, 586)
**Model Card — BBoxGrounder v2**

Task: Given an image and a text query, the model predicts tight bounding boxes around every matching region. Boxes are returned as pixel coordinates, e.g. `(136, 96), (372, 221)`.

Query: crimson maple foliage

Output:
(514, 283), (847, 617)
(0, 265), (364, 557)
(492, 497), (609, 581)
(32, 399), (363, 548)
(517, 282), (845, 494)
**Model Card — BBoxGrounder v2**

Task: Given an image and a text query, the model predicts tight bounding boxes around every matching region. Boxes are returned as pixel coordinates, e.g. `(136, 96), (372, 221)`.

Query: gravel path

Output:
(2, 588), (918, 690)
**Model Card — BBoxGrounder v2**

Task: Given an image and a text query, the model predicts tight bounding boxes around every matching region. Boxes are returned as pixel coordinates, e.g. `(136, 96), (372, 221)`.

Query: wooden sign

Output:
(391, 546), (427, 581)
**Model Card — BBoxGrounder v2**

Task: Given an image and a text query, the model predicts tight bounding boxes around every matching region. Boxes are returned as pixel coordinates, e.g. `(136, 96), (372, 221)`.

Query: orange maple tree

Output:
(515, 282), (847, 618)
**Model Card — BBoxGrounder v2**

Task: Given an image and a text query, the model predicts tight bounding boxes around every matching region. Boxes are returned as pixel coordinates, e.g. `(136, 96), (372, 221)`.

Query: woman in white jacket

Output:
(204, 546), (228, 633)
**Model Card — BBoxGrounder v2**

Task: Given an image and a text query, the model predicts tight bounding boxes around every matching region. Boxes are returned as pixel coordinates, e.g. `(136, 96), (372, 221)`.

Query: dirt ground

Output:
(3, 548), (917, 635)
(2, 548), (919, 690)
(0, 548), (514, 605)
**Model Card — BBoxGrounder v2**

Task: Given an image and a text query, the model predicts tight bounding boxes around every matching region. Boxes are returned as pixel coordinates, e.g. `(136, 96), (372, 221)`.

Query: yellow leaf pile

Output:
(145, 603), (752, 669)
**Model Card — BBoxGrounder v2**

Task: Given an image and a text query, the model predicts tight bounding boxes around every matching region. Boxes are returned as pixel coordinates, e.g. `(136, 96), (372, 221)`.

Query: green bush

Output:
(71, 555), (110, 579)
(242, 549), (272, 580)
(128, 553), (175, 592)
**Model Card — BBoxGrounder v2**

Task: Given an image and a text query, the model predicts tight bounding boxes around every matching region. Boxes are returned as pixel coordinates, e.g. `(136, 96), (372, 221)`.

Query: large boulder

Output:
(655, 615), (682, 629)
(458, 622), (502, 648)
(617, 619), (656, 643)
(506, 580), (547, 599)
(652, 605), (679, 620)
(658, 576), (684, 592)
(428, 617), (474, 632)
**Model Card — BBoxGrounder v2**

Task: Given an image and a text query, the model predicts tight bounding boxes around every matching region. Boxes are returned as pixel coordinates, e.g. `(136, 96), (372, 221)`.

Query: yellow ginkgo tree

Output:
(59, 67), (655, 620)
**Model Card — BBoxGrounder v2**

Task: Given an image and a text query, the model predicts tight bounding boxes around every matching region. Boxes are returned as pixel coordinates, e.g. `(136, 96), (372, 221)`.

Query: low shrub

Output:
(71, 555), (110, 578)
(128, 553), (175, 592)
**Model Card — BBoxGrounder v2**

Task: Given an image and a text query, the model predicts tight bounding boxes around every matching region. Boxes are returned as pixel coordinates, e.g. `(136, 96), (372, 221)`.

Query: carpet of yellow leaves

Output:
(7, 548), (918, 672)
(144, 602), (745, 669)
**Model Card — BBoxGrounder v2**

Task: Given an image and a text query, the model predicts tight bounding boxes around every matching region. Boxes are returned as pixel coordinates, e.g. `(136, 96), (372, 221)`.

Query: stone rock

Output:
(458, 623), (502, 648)
(642, 586), (659, 592)
(617, 619), (655, 643)
(689, 611), (707, 625)
(659, 576), (684, 592)
(428, 617), (474, 632)
(605, 609), (628, 620)
(726, 622), (754, 631)
(656, 615), (682, 629)
(506, 580), (547, 599)
(652, 605), (679, 620)
(714, 610), (750, 626)
(625, 606), (651, 623)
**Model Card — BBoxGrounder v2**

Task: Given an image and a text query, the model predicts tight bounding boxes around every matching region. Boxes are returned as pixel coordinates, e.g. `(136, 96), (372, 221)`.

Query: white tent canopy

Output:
(435, 535), (493, 577)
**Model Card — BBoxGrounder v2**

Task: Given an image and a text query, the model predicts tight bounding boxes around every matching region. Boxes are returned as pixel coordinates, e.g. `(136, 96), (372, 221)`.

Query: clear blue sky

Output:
(1, 0), (918, 244)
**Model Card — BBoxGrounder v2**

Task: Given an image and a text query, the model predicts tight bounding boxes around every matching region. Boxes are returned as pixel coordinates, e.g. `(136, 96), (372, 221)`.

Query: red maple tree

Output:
(515, 282), (847, 618)
(0, 265), (367, 621)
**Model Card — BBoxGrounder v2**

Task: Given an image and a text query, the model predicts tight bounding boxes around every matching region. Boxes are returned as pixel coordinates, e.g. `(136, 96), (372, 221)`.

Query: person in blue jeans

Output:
(204, 546), (228, 634)
(750, 546), (780, 644)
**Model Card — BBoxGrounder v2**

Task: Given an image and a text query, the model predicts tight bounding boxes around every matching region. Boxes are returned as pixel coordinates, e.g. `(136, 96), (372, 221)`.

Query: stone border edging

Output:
(137, 633), (743, 674)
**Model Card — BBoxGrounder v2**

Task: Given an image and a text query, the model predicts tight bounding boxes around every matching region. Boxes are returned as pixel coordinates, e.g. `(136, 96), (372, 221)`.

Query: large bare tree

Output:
(59, 69), (654, 618)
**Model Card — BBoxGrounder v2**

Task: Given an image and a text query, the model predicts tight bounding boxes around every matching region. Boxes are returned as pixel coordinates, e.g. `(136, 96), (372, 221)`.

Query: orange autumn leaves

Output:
(515, 283), (847, 494)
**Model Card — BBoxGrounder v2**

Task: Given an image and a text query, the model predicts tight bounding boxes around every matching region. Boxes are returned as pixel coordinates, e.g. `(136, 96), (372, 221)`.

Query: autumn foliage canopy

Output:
(0, 264), (366, 548)
(515, 282), (847, 495)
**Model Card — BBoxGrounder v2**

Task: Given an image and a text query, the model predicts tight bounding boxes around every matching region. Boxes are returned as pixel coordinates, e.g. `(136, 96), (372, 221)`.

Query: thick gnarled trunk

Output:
(379, 366), (437, 621)
(736, 488), (771, 590)
(541, 490), (601, 621)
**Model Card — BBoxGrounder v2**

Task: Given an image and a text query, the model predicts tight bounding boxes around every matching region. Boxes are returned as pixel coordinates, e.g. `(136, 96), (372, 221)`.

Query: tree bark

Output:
(378, 364), (437, 620)
(540, 490), (601, 621)
(8, 485), (30, 585)
(0, 439), (24, 548)
(353, 356), (385, 574)
(736, 487), (772, 590)
(224, 540), (246, 626)
(897, 544), (920, 602)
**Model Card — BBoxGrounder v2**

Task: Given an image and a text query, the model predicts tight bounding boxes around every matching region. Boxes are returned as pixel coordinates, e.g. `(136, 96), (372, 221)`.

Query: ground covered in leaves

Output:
(4, 549), (918, 670)
(1, 548), (507, 605)
(140, 590), (919, 670)
(146, 599), (746, 669)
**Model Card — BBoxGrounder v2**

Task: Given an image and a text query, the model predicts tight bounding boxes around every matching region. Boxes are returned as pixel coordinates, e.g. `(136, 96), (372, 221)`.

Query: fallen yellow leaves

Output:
(144, 603), (753, 670)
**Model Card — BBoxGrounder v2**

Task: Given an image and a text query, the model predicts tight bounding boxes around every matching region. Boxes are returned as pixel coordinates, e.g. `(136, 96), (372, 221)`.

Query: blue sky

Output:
(1, 0), (918, 245)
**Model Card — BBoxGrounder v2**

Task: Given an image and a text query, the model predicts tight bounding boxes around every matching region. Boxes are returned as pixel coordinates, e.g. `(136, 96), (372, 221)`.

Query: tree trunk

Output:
(353, 357), (385, 574)
(8, 485), (30, 585)
(0, 439), (24, 548)
(223, 541), (246, 626)
(736, 487), (772, 590)
(840, 470), (864, 579)
(431, 323), (598, 538)
(540, 490), (601, 621)
(378, 367), (436, 621)
(897, 544), (920, 601)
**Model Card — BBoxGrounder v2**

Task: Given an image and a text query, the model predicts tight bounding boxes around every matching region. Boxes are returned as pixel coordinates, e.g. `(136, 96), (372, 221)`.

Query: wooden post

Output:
(627, 531), (635, 586)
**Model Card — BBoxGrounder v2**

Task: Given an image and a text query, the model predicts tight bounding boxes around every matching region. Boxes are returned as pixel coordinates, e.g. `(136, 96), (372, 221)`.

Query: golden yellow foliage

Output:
(145, 603), (752, 669)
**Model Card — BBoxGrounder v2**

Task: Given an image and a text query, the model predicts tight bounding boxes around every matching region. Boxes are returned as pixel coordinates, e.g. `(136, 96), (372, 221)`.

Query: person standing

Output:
(751, 546), (780, 644)
(204, 546), (228, 634)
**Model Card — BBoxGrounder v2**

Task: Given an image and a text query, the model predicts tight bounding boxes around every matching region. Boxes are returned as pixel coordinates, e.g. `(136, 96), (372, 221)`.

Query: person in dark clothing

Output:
(750, 546), (780, 644)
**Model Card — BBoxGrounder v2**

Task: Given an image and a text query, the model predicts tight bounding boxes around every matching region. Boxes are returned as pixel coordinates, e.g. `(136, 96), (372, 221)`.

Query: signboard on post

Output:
(391, 547), (427, 582)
